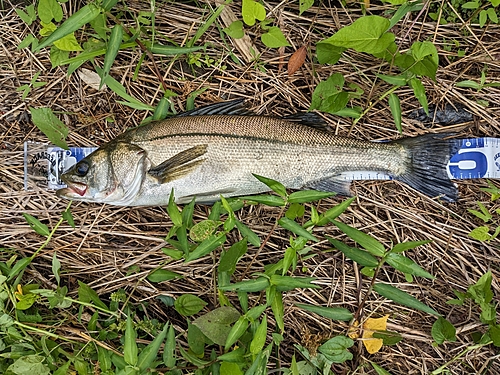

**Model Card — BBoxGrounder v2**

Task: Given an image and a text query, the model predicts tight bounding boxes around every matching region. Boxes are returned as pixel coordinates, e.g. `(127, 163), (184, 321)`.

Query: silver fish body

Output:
(56, 100), (459, 205)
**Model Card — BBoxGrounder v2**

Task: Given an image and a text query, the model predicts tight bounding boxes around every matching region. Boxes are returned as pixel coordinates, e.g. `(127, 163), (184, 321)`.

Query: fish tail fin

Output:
(392, 134), (460, 202)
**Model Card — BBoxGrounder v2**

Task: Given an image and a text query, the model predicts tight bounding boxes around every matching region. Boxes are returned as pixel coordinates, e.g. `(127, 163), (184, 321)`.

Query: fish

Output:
(56, 100), (460, 206)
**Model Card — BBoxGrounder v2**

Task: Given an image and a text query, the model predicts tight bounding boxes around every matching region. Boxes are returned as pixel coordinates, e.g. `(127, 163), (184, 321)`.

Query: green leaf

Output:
(490, 325), (500, 347)
(77, 281), (108, 310)
(261, 27), (290, 48)
(385, 253), (434, 279)
(316, 42), (345, 64)
(310, 73), (349, 113)
(299, 0), (314, 14)
(54, 32), (82, 51)
(97, 347), (112, 372)
(370, 361), (392, 375)
(250, 315), (268, 355)
(101, 25), (123, 88)
(235, 220), (261, 247)
(318, 336), (354, 363)
(373, 283), (440, 316)
(469, 226), (491, 241)
(220, 362), (243, 375)
(241, 194), (286, 206)
(147, 269), (183, 282)
(320, 16), (395, 54)
(189, 219), (220, 242)
(270, 275), (320, 291)
(377, 73), (407, 86)
(409, 78), (428, 115)
(252, 174), (287, 197)
(391, 240), (431, 253)
(62, 208), (75, 228)
(36, 4), (101, 51)
(288, 190), (335, 203)
(6, 355), (51, 375)
(174, 294), (207, 316)
(278, 217), (318, 242)
(167, 189), (183, 227)
(124, 313), (138, 366)
(295, 303), (352, 321)
(224, 316), (249, 351)
(219, 239), (248, 275)
(327, 237), (378, 267)
(52, 252), (61, 285)
(468, 271), (493, 305)
(149, 43), (206, 56)
(29, 107), (69, 149)
(23, 213), (50, 237)
(331, 220), (385, 256)
(38, 0), (63, 23)
(185, 233), (226, 262)
(223, 20), (244, 39)
(219, 276), (270, 292)
(271, 290), (284, 333)
(16, 5), (37, 26)
(388, 93), (402, 134)
(313, 196), (355, 227)
(431, 317), (456, 344)
(456, 80), (482, 89)
(193, 306), (240, 346)
(242, 0), (266, 26)
(163, 324), (176, 368)
(137, 323), (169, 371)
(18, 34), (37, 50)
(50, 46), (69, 68)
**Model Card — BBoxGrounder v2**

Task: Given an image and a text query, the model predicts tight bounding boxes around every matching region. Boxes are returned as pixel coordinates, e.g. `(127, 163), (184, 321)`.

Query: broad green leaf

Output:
(6, 355), (51, 375)
(270, 275), (319, 291)
(29, 107), (69, 149)
(331, 220), (385, 256)
(278, 217), (318, 242)
(468, 271), (493, 305)
(299, 0), (314, 14)
(152, 97), (172, 121)
(241, 194), (286, 206)
(408, 41), (438, 80)
(370, 361), (392, 375)
(97, 347), (112, 372)
(469, 226), (491, 241)
(219, 239), (248, 274)
(490, 325), (500, 347)
(185, 233), (226, 262)
(391, 240), (431, 253)
(62, 208), (75, 228)
(389, 0), (423, 28)
(318, 336), (354, 363)
(250, 315), (267, 355)
(288, 190), (335, 203)
(23, 213), (50, 237)
(147, 269), (183, 282)
(8, 257), (31, 281)
(456, 80), (482, 89)
(431, 317), (456, 344)
(219, 277), (270, 292)
(137, 323), (169, 371)
(193, 306), (240, 346)
(242, 0), (266, 26)
(316, 42), (345, 64)
(167, 189), (183, 226)
(124, 313), (138, 366)
(52, 252), (61, 285)
(18, 34), (36, 50)
(15, 292), (38, 310)
(386, 253), (434, 279)
(54, 32), (82, 51)
(174, 294), (207, 316)
(376, 73), (407, 86)
(101, 25), (123, 88)
(252, 174), (287, 197)
(286, 202), (305, 220)
(462, 1), (480, 8)
(38, 0), (63, 23)
(320, 16), (395, 54)
(163, 325), (176, 368)
(189, 220), (220, 242)
(223, 20), (244, 39)
(50, 46), (69, 68)
(313, 196), (355, 227)
(409, 78), (428, 115)
(271, 290), (284, 332)
(36, 4), (101, 51)
(295, 303), (352, 321)
(77, 281), (108, 310)
(388, 93), (402, 134)
(53, 361), (71, 375)
(16, 5), (37, 26)
(235, 220), (261, 247)
(224, 316), (249, 350)
(261, 27), (290, 48)
(282, 247), (297, 275)
(327, 237), (378, 267)
(310, 73), (349, 113)
(220, 362), (243, 375)
(373, 283), (440, 316)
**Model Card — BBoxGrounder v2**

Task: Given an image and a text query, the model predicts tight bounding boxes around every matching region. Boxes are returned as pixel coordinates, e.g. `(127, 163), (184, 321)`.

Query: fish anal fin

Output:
(148, 144), (207, 183)
(305, 177), (352, 196)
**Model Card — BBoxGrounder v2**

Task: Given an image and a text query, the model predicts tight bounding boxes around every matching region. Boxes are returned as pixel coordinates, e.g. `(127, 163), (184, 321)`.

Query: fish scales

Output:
(56, 100), (460, 205)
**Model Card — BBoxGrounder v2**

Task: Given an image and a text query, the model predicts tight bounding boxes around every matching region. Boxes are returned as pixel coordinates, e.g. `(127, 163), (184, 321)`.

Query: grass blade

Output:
(374, 283), (440, 316)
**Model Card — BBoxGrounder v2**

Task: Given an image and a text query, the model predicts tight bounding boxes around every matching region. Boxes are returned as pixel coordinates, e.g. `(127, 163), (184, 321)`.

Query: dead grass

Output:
(1, 0), (500, 374)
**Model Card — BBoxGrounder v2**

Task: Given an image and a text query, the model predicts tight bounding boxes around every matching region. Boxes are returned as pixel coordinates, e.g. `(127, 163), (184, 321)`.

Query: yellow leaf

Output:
(362, 314), (389, 354)
(348, 320), (360, 339)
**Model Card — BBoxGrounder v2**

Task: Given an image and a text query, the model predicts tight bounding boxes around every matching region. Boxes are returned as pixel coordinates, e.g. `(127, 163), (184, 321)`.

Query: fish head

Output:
(56, 141), (149, 205)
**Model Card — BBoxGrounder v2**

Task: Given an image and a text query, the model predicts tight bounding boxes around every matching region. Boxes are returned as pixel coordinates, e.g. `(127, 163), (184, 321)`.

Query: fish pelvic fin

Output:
(148, 144), (208, 183)
(392, 133), (460, 202)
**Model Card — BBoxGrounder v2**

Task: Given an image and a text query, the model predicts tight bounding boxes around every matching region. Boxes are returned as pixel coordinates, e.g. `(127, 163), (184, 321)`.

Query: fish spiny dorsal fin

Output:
(148, 144), (208, 183)
(283, 112), (330, 131)
(177, 99), (257, 117)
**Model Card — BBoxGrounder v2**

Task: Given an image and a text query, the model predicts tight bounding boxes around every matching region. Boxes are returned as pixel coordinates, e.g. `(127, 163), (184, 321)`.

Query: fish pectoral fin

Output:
(283, 112), (329, 130)
(305, 176), (352, 196)
(148, 144), (208, 183)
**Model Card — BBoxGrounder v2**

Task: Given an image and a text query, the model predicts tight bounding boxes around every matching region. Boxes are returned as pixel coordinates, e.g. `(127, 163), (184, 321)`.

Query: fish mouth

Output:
(56, 181), (88, 198)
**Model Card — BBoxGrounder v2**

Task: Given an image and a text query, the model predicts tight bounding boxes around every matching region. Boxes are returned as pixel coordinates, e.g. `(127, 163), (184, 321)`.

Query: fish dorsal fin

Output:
(283, 112), (330, 130)
(177, 99), (256, 117)
(148, 144), (208, 183)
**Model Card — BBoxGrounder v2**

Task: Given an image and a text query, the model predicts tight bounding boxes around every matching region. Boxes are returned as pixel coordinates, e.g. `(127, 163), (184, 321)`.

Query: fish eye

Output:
(75, 161), (89, 177)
